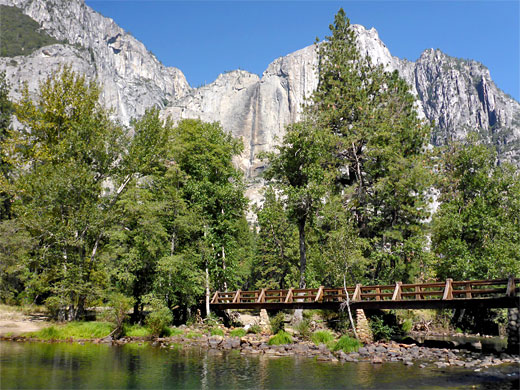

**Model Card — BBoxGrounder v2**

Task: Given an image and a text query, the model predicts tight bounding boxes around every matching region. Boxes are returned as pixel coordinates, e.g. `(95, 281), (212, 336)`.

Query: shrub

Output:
(104, 293), (134, 338)
(210, 327), (225, 336)
(333, 335), (362, 353)
(370, 316), (394, 341)
(294, 319), (311, 339)
(146, 306), (173, 337)
(311, 330), (334, 345)
(230, 328), (246, 338)
(270, 312), (285, 334)
(401, 319), (413, 334)
(247, 324), (261, 334)
(268, 330), (293, 345)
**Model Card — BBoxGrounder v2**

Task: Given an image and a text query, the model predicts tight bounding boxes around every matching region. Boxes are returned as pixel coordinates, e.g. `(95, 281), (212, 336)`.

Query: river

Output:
(0, 341), (518, 389)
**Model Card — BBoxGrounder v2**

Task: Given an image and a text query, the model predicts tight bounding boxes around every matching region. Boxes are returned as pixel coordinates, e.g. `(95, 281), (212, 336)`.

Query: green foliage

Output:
(333, 335), (362, 353)
(168, 327), (184, 337)
(262, 121), (335, 288)
(252, 188), (298, 289)
(401, 319), (413, 334)
(270, 312), (285, 334)
(210, 327), (225, 336)
(145, 304), (173, 337)
(432, 137), (520, 280)
(123, 324), (151, 337)
(27, 321), (113, 340)
(294, 319), (311, 339)
(369, 316), (395, 341)
(309, 9), (432, 284)
(311, 330), (335, 345)
(0, 6), (61, 57)
(268, 330), (293, 345)
(0, 72), (14, 221)
(104, 293), (134, 338)
(247, 324), (261, 334)
(185, 331), (202, 339)
(7, 67), (125, 318)
(229, 328), (246, 338)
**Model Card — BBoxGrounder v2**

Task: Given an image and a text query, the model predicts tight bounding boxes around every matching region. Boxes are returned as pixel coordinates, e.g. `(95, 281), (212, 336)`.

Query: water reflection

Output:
(0, 341), (517, 389)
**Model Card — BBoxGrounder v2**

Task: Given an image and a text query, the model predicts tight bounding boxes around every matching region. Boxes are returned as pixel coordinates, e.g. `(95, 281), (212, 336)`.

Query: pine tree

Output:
(310, 9), (432, 283)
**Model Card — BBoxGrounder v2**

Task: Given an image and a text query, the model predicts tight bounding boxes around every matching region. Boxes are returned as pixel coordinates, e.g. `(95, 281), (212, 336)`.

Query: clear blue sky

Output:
(85, 1), (519, 101)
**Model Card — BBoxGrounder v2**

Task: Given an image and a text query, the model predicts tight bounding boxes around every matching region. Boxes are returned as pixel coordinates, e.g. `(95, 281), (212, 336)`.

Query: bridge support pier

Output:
(355, 309), (373, 344)
(507, 307), (519, 355)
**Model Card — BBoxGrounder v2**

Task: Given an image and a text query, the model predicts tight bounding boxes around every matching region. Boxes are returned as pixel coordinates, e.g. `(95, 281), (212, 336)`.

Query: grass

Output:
(268, 330), (293, 345)
(311, 330), (334, 346)
(210, 327), (225, 336)
(124, 324), (151, 337)
(230, 328), (246, 338)
(168, 327), (184, 337)
(185, 331), (202, 339)
(333, 335), (362, 353)
(27, 321), (113, 340)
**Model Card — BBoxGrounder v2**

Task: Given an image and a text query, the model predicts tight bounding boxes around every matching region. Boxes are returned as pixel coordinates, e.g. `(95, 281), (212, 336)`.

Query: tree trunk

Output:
(298, 218), (307, 289)
(205, 263), (210, 317)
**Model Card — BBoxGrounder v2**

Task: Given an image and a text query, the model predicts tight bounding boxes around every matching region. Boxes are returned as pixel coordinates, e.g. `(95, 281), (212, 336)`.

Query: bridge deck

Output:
(210, 277), (520, 311)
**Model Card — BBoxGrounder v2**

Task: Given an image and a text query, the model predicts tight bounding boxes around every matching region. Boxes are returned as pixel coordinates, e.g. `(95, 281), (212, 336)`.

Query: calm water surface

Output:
(0, 341), (518, 389)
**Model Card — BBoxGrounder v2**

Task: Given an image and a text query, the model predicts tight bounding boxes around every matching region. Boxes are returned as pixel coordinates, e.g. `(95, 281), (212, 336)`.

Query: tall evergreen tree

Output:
(309, 9), (432, 283)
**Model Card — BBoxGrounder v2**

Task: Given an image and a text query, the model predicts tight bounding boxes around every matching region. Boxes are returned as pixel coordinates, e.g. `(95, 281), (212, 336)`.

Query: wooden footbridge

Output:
(211, 277), (520, 311)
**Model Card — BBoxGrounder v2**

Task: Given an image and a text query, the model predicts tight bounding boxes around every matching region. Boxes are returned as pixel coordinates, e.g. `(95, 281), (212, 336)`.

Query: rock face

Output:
(0, 0), (190, 124)
(1, 0), (519, 173)
(165, 25), (520, 174)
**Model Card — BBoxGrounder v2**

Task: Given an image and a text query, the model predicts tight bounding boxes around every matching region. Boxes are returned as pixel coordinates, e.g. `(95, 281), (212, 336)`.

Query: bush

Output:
(230, 328), (246, 338)
(333, 335), (362, 353)
(270, 312), (285, 334)
(145, 306), (173, 337)
(401, 319), (413, 334)
(311, 330), (334, 345)
(370, 316), (395, 341)
(210, 327), (225, 336)
(247, 324), (261, 334)
(104, 293), (134, 338)
(268, 330), (293, 345)
(294, 319), (311, 339)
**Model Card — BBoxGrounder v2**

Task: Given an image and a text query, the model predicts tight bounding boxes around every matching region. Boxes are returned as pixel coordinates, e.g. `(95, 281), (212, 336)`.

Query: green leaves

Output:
(432, 139), (520, 280)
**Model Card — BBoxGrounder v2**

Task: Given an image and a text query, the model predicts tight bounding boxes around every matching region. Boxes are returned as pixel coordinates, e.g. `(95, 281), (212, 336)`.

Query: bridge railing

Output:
(210, 277), (519, 306)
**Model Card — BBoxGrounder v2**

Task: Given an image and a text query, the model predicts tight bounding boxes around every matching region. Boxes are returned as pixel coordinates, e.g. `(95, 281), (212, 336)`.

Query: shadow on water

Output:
(0, 341), (518, 389)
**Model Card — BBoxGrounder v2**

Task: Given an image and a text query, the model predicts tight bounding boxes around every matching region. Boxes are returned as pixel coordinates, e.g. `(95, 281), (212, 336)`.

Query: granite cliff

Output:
(1, 0), (519, 179)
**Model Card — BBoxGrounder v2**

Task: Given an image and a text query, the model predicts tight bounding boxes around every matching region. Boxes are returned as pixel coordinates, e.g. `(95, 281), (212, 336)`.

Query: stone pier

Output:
(355, 309), (373, 344)
(507, 307), (519, 355)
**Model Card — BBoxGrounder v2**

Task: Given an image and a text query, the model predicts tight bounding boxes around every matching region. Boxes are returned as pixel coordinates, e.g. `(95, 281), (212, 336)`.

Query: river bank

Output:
(2, 327), (519, 372)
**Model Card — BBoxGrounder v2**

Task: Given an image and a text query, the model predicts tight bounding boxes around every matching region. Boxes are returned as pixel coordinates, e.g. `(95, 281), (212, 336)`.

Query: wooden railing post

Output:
(211, 291), (219, 304)
(375, 287), (381, 301)
(285, 288), (293, 303)
(315, 286), (324, 302)
(353, 284), (362, 301)
(257, 288), (266, 303)
(392, 282), (402, 301)
(415, 285), (421, 300)
(506, 275), (516, 297)
(466, 282), (472, 298)
(232, 289), (241, 303)
(442, 278), (453, 300)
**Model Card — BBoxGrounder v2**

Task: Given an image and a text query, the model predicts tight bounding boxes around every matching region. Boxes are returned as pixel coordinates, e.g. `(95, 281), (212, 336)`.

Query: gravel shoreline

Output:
(3, 331), (519, 372)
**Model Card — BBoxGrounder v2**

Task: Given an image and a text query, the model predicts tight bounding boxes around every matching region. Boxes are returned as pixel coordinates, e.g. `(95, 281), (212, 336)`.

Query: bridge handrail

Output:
(210, 277), (519, 305)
